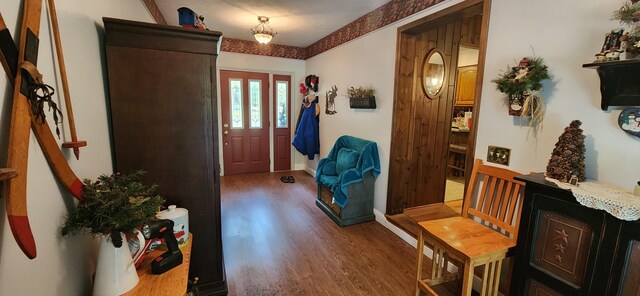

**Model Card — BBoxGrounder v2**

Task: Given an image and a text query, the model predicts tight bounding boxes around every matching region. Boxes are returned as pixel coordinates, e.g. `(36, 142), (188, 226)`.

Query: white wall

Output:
(0, 1), (153, 295)
(305, 0), (640, 216)
(304, 0), (464, 212)
(477, 0), (640, 189)
(216, 52), (306, 172)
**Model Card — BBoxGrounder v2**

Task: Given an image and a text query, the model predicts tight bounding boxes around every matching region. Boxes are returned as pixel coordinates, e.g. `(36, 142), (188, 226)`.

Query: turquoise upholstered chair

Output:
(315, 135), (380, 226)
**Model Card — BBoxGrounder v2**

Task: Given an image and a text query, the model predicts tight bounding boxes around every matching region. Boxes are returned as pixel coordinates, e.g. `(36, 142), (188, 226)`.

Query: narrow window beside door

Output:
(249, 80), (262, 128)
(230, 79), (243, 128)
(276, 81), (288, 128)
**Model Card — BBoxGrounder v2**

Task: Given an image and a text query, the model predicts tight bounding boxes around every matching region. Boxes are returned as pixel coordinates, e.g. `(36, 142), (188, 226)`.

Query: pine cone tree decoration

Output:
(546, 120), (586, 182)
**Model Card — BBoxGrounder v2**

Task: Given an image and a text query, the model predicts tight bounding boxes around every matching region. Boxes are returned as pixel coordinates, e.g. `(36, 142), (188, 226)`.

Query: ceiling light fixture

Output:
(251, 16), (277, 44)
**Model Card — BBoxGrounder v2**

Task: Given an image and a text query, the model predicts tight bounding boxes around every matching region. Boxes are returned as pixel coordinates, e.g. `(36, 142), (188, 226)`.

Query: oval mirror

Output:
(421, 50), (446, 99)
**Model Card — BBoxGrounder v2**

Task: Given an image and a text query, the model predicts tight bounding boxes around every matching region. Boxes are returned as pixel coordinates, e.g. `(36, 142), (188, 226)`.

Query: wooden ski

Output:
(0, 12), (18, 86)
(6, 0), (43, 259)
(0, 11), (18, 181)
(0, 12), (83, 200)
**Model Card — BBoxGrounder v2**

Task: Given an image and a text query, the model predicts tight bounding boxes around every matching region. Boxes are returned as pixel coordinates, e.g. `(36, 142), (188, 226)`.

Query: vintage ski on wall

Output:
(2, 0), (84, 259)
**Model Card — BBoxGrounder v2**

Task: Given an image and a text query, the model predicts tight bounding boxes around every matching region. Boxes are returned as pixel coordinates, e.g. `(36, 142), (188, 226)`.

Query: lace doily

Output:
(545, 177), (640, 221)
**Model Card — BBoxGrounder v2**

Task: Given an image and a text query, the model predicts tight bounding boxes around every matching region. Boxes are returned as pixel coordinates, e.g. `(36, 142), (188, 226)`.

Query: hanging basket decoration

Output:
(346, 86), (376, 109)
(493, 57), (550, 128)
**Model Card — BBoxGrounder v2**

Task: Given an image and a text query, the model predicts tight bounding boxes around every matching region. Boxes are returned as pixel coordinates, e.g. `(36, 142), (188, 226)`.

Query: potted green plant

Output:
(346, 86), (376, 109)
(62, 170), (164, 244)
(61, 170), (164, 295)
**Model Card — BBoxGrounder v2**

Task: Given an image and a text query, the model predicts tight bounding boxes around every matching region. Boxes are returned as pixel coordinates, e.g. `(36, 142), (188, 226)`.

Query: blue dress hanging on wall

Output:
(292, 100), (319, 160)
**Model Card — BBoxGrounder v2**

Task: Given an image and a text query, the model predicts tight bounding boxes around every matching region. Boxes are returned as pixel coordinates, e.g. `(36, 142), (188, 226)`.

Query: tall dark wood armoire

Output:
(103, 18), (226, 294)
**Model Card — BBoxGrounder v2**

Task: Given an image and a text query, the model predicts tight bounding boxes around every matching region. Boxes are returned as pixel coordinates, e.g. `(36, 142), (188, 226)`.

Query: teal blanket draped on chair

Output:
(315, 135), (380, 207)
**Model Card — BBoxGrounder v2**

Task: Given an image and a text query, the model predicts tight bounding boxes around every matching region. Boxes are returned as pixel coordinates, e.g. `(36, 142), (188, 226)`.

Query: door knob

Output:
(223, 130), (229, 135)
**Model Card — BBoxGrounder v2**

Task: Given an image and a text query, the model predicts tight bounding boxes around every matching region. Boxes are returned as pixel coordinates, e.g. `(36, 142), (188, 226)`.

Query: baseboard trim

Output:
(303, 166), (316, 177)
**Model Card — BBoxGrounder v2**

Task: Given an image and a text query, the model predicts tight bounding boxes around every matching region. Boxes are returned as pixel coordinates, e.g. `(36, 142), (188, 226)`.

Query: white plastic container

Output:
(157, 205), (189, 248)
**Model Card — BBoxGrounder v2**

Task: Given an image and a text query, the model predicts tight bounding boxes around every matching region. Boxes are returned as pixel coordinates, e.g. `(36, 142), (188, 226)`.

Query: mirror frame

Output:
(421, 48), (447, 100)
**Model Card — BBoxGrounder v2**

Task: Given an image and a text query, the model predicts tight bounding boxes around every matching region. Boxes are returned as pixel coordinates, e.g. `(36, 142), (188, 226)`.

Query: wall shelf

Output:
(583, 59), (640, 111)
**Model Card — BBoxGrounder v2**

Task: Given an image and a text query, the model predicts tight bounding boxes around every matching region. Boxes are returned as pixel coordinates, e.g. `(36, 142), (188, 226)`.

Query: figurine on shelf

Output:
(595, 29), (625, 62)
(177, 7), (208, 30)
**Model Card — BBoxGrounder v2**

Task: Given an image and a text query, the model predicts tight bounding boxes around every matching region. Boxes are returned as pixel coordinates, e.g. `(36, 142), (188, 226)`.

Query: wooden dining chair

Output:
(415, 159), (525, 296)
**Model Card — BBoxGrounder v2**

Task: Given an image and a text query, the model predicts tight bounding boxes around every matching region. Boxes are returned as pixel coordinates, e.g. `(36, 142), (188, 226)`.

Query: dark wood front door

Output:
(273, 74), (291, 171)
(220, 70), (270, 175)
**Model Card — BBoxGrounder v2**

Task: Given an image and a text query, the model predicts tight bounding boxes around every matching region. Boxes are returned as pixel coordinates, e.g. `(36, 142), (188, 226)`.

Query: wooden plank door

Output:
(273, 74), (291, 171)
(220, 70), (270, 175)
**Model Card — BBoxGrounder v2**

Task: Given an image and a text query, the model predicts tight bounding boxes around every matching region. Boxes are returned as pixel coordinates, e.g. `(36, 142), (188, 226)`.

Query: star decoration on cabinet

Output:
(554, 228), (569, 245)
(554, 254), (563, 262)
(555, 243), (565, 254)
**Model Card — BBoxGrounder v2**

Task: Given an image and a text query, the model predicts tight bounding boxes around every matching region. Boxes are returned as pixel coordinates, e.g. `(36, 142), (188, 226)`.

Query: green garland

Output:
(492, 57), (549, 95)
(62, 170), (165, 247)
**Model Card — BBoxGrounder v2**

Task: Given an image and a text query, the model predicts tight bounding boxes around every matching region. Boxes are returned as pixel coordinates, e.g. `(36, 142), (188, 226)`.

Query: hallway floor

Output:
(220, 171), (420, 295)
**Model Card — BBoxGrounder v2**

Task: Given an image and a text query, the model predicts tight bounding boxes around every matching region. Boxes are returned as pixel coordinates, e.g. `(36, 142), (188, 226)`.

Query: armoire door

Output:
(220, 70), (270, 175)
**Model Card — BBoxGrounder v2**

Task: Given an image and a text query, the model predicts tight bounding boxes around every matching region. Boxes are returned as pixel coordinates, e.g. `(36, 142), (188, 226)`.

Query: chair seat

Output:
(419, 217), (515, 259)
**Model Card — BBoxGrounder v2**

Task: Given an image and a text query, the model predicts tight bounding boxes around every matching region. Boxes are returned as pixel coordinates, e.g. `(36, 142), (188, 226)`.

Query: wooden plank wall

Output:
(387, 13), (482, 214)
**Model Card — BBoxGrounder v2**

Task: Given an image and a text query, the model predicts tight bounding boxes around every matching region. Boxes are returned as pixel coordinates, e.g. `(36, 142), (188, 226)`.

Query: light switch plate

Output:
(487, 146), (511, 166)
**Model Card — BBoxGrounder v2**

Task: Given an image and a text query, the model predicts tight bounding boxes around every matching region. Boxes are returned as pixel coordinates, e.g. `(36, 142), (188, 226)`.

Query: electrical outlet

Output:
(487, 146), (511, 166)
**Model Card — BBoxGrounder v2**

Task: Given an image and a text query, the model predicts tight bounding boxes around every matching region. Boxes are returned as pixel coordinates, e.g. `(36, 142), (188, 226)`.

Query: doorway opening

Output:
(385, 0), (490, 236)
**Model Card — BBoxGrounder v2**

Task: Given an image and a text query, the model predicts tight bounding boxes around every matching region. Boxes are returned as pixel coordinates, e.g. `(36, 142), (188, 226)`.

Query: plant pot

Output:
(349, 96), (376, 109)
(93, 232), (145, 296)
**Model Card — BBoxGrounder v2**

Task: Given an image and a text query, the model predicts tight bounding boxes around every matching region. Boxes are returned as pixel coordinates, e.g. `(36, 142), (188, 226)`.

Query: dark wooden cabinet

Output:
(511, 174), (637, 296)
(103, 18), (226, 294)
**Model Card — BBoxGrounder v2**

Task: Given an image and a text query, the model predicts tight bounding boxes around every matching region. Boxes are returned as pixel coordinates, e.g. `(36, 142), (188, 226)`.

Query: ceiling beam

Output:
(140, 0), (167, 25)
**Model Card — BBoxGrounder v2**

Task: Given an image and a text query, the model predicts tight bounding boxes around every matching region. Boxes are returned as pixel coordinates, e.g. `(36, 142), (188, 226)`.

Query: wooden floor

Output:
(220, 171), (423, 296)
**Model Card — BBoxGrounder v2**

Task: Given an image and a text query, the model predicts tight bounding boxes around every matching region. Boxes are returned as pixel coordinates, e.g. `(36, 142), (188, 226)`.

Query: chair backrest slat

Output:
(484, 176), (498, 215)
(491, 179), (506, 217)
(498, 182), (514, 221)
(505, 183), (523, 226)
(476, 174), (490, 213)
(462, 159), (525, 242)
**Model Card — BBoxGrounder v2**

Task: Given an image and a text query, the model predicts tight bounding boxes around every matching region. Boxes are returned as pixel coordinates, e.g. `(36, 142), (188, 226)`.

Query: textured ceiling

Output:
(154, 0), (391, 47)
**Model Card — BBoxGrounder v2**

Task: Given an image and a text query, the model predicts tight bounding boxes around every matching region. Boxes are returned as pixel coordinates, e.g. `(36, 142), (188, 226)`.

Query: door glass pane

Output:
(249, 80), (262, 128)
(276, 81), (288, 128)
(230, 79), (243, 128)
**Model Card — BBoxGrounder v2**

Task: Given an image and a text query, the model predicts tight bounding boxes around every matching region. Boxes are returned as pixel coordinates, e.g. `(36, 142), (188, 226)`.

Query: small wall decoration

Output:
(346, 86), (376, 109)
(546, 120), (586, 183)
(492, 57), (550, 129)
(618, 107), (640, 138)
(611, 1), (640, 59)
(594, 29), (625, 62)
(177, 7), (208, 30)
(325, 85), (338, 115)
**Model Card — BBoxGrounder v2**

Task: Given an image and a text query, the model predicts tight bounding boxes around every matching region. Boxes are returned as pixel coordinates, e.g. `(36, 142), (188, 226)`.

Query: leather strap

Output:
(20, 61), (63, 138)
